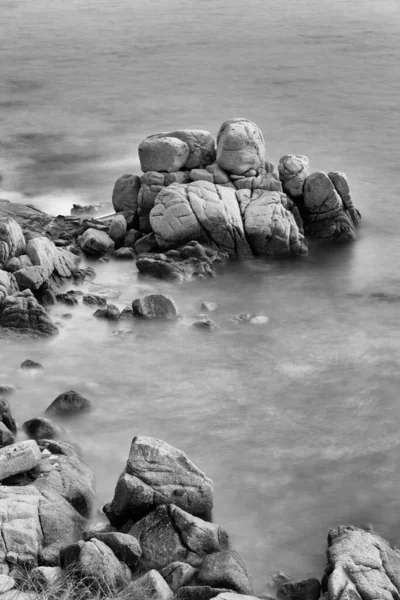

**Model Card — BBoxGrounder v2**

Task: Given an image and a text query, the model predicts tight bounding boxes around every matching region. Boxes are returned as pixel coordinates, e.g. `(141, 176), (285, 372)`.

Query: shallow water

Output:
(1, 0), (400, 591)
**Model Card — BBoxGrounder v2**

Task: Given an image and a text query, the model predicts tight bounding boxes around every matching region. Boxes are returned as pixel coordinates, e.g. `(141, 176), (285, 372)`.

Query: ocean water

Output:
(1, 0), (400, 591)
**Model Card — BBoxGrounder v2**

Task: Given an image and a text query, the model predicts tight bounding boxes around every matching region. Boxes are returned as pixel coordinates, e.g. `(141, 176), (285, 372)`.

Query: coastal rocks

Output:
(139, 136), (190, 173)
(138, 172), (168, 233)
(60, 539), (131, 592)
(0, 424), (15, 448)
(0, 218), (26, 261)
(128, 504), (230, 570)
(123, 569), (173, 600)
(196, 551), (253, 594)
(20, 359), (43, 370)
(161, 563), (197, 592)
(114, 247), (134, 259)
(277, 579), (321, 600)
(278, 155), (309, 198)
(112, 174), (141, 215)
(104, 436), (213, 527)
(328, 171), (361, 226)
(176, 586), (233, 600)
(22, 418), (62, 441)
(192, 317), (218, 330)
(323, 525), (400, 600)
(0, 440), (41, 481)
(164, 130), (216, 169)
(78, 228), (115, 256)
(0, 291), (58, 337)
(132, 294), (180, 319)
(216, 119), (265, 175)
(25, 237), (79, 281)
(44, 390), (92, 417)
(134, 232), (159, 254)
(84, 531), (141, 570)
(0, 271), (18, 298)
(150, 181), (251, 256)
(0, 398), (17, 436)
(109, 214), (127, 244)
(93, 304), (120, 320)
(302, 172), (357, 241)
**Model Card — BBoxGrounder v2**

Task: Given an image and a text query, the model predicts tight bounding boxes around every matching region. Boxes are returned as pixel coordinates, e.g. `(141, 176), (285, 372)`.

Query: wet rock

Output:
(192, 318), (218, 330)
(112, 174), (141, 215)
(79, 228), (115, 256)
(0, 423), (15, 448)
(161, 562), (197, 592)
(0, 397), (17, 435)
(84, 531), (141, 570)
(44, 390), (92, 417)
(37, 439), (82, 460)
(201, 302), (218, 312)
(216, 118), (265, 175)
(231, 313), (252, 323)
(139, 136), (190, 173)
(82, 293), (106, 307)
(0, 385), (15, 396)
(136, 248), (223, 283)
(21, 359), (43, 370)
(277, 579), (321, 600)
(93, 304), (120, 320)
(109, 214), (127, 244)
(278, 155), (309, 198)
(114, 247), (134, 259)
(176, 587), (234, 600)
(0, 292), (58, 337)
(124, 229), (142, 249)
(123, 569), (173, 600)
(323, 525), (400, 600)
(196, 551), (253, 594)
(30, 566), (62, 589)
(23, 418), (62, 441)
(56, 291), (79, 306)
(128, 504), (229, 571)
(104, 436), (213, 527)
(0, 440), (42, 480)
(60, 539), (131, 592)
(135, 232), (159, 254)
(120, 307), (134, 320)
(132, 294), (180, 319)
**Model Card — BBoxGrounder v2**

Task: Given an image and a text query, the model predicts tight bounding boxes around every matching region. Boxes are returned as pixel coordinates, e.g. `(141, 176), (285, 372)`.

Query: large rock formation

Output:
(0, 290), (58, 337)
(104, 436), (213, 528)
(0, 217), (26, 262)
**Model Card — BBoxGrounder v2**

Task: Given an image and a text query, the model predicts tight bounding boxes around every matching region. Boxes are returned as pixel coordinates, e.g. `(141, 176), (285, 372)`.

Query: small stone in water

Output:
(192, 318), (218, 330)
(20, 360), (43, 370)
(201, 301), (218, 312)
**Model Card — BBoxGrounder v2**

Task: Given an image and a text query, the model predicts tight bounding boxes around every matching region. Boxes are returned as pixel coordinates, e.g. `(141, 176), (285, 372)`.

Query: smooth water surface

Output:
(1, 0), (400, 591)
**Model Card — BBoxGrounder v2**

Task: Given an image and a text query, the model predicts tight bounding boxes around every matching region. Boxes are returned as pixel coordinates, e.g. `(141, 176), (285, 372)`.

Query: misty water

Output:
(1, 0), (400, 591)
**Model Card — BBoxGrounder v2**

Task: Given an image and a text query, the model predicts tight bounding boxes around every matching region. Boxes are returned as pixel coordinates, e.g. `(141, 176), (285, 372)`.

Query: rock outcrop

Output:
(132, 294), (181, 319)
(0, 290), (58, 337)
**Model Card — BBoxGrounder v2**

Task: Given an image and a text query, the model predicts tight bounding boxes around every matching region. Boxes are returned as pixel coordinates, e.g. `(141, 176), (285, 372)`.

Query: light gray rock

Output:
(278, 155), (309, 198)
(26, 237), (79, 280)
(0, 440), (41, 481)
(128, 504), (230, 571)
(0, 292), (58, 336)
(104, 436), (213, 527)
(216, 118), (265, 175)
(139, 136), (190, 173)
(79, 228), (115, 256)
(112, 174), (141, 214)
(138, 172), (166, 233)
(176, 586), (234, 600)
(165, 130), (216, 169)
(123, 569), (173, 600)
(0, 575), (15, 593)
(30, 566), (62, 589)
(132, 295), (180, 320)
(213, 594), (261, 600)
(0, 271), (18, 297)
(0, 218), (25, 258)
(109, 214), (127, 244)
(0, 423), (15, 448)
(84, 531), (141, 570)
(328, 171), (361, 226)
(0, 242), (9, 267)
(14, 266), (47, 291)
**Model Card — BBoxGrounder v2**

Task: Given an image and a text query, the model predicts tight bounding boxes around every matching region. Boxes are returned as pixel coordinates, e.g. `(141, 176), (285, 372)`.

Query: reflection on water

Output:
(1, 0), (400, 591)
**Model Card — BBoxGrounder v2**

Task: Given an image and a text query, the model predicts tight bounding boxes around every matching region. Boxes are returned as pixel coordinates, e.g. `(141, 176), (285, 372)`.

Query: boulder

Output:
(0, 292), (58, 337)
(176, 587), (234, 600)
(5, 257), (21, 273)
(0, 398), (17, 436)
(30, 566), (62, 589)
(150, 181), (252, 256)
(60, 539), (131, 592)
(82, 294), (106, 307)
(109, 214), (127, 244)
(196, 551), (253, 594)
(0, 243), (9, 267)
(161, 562), (197, 592)
(328, 171), (361, 226)
(104, 436), (213, 528)
(13, 266), (47, 291)
(114, 247), (134, 260)
(0, 218), (25, 258)
(132, 295), (180, 320)
(0, 440), (42, 481)
(128, 504), (230, 571)
(84, 531), (141, 570)
(112, 174), (141, 215)
(323, 525), (400, 600)
(22, 418), (62, 441)
(138, 172), (166, 232)
(79, 229), (115, 256)
(122, 569), (173, 600)
(212, 594), (262, 600)
(277, 579), (321, 600)
(134, 232), (159, 254)
(0, 575), (15, 593)
(165, 130), (216, 169)
(201, 302), (218, 312)
(278, 155), (309, 198)
(25, 237), (79, 280)
(216, 118), (265, 175)
(20, 359), (43, 370)
(44, 390), (92, 418)
(93, 304), (120, 320)
(124, 229), (142, 249)
(139, 136), (190, 173)
(0, 271), (18, 297)
(0, 424), (15, 448)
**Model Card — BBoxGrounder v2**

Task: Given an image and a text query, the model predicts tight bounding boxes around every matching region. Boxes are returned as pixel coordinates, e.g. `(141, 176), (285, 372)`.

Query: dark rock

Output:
(44, 390), (92, 417)
(120, 307), (134, 320)
(124, 229), (142, 249)
(277, 579), (321, 600)
(196, 551), (253, 594)
(79, 228), (115, 257)
(112, 174), (141, 215)
(21, 359), (43, 370)
(84, 531), (141, 570)
(176, 587), (233, 600)
(5, 257), (21, 273)
(161, 563), (197, 592)
(61, 313), (73, 320)
(0, 423), (15, 447)
(0, 397), (17, 435)
(109, 214), (127, 245)
(23, 418), (62, 441)
(40, 289), (56, 307)
(128, 504), (230, 571)
(114, 247), (134, 259)
(37, 439), (82, 459)
(56, 291), (79, 306)
(104, 436), (213, 527)
(192, 318), (218, 330)
(122, 569), (173, 600)
(93, 304), (120, 320)
(82, 293), (106, 307)
(132, 294), (180, 319)
(134, 233), (159, 255)
(0, 386), (15, 396)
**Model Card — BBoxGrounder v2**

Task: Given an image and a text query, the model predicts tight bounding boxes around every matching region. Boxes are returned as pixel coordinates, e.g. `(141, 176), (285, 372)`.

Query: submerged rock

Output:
(132, 294), (180, 319)
(20, 359), (43, 370)
(44, 390), (92, 417)
(104, 435), (213, 527)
